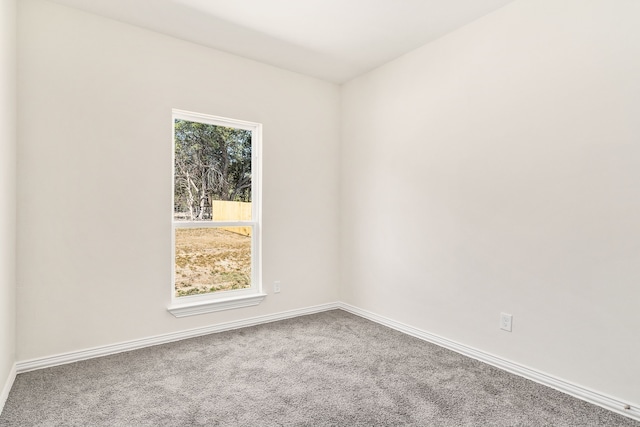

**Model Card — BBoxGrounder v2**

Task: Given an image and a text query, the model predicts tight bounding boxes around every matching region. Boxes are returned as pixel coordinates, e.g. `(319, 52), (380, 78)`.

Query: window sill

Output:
(167, 293), (267, 318)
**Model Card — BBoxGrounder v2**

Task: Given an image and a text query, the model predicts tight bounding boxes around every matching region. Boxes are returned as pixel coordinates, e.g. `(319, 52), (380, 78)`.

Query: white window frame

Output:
(167, 109), (264, 317)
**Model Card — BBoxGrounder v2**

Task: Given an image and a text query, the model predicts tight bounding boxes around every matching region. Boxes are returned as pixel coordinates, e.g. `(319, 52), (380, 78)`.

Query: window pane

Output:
(175, 227), (252, 297)
(174, 119), (252, 221)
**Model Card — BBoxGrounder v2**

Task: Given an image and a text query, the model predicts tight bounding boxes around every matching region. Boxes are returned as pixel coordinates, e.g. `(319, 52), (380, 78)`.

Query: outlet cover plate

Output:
(500, 313), (513, 332)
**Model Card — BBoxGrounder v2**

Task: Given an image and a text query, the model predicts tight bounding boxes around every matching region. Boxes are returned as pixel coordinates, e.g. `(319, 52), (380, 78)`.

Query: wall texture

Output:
(341, 0), (640, 404)
(17, 0), (340, 360)
(0, 0), (17, 406)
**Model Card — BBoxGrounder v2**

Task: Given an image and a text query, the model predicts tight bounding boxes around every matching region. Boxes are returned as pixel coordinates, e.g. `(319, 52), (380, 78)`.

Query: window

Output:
(168, 110), (264, 317)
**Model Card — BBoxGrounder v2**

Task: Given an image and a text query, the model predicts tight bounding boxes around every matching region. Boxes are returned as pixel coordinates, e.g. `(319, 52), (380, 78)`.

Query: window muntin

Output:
(171, 110), (261, 303)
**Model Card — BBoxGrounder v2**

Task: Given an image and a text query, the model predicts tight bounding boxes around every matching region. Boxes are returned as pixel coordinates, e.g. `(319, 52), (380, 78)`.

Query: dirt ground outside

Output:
(174, 228), (251, 297)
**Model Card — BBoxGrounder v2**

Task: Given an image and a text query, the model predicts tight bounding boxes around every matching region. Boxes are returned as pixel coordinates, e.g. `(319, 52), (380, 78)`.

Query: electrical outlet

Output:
(500, 313), (513, 332)
(274, 281), (281, 294)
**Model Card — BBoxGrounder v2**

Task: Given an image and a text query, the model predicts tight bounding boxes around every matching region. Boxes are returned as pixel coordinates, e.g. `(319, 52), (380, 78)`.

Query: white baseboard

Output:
(16, 302), (340, 374)
(0, 363), (16, 416)
(337, 302), (640, 422)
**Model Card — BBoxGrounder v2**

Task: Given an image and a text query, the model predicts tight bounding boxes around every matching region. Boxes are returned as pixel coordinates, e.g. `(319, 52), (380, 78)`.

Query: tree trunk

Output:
(198, 168), (207, 220)
(185, 171), (196, 221)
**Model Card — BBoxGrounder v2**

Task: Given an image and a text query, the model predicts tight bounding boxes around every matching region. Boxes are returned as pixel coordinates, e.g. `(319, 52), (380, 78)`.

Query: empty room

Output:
(1, 0), (639, 425)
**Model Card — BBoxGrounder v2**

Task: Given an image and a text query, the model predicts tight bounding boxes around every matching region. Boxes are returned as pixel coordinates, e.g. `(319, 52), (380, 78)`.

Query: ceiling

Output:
(48, 0), (516, 83)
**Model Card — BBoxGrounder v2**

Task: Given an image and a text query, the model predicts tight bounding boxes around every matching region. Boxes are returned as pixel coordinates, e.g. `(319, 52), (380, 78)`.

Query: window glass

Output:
(172, 111), (260, 302)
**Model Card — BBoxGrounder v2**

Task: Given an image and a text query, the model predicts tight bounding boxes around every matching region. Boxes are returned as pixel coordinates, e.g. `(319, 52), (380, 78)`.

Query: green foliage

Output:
(176, 287), (206, 297)
(218, 271), (250, 289)
(174, 119), (252, 220)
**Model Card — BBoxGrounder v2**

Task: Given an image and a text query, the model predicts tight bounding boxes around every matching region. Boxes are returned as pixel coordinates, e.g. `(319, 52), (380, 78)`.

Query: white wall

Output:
(15, 0), (640, 411)
(0, 0), (17, 405)
(17, 0), (340, 360)
(341, 0), (640, 404)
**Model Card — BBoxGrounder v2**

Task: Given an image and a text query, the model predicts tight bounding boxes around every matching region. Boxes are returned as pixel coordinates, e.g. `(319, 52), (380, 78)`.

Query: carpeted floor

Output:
(1, 310), (638, 426)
